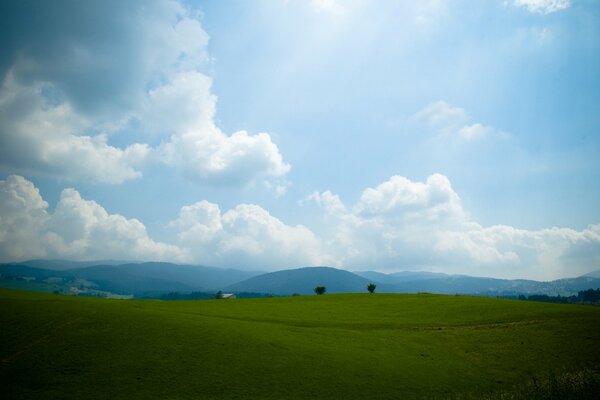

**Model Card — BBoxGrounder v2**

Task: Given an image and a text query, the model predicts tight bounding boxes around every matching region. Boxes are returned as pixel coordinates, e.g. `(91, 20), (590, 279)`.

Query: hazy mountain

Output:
(355, 270), (451, 284)
(16, 259), (134, 271)
(0, 264), (59, 280)
(71, 262), (261, 292)
(1, 262), (262, 296)
(582, 270), (600, 279)
(226, 266), (372, 295)
(356, 270), (600, 296)
(2, 261), (599, 298)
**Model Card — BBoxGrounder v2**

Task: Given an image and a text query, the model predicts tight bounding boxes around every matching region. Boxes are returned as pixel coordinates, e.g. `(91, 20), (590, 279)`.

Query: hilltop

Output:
(225, 266), (371, 295)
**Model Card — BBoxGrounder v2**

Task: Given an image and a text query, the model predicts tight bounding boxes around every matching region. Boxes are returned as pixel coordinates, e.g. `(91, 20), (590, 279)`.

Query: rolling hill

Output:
(1, 289), (599, 399)
(226, 266), (373, 295)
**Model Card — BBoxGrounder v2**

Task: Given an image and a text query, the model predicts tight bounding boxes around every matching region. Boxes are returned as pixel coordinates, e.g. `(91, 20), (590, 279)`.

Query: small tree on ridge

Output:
(314, 286), (326, 295)
(367, 283), (376, 294)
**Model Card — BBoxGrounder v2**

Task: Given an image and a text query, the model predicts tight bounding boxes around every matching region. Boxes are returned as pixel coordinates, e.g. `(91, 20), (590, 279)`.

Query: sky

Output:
(0, 0), (599, 280)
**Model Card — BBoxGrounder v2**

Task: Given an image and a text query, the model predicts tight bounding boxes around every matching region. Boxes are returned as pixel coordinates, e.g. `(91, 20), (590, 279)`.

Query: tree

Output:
(314, 286), (326, 295)
(367, 283), (376, 294)
(214, 290), (223, 299)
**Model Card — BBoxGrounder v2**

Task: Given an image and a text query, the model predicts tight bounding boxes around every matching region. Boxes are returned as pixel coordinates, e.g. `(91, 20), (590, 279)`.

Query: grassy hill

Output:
(1, 289), (599, 399)
(226, 266), (372, 295)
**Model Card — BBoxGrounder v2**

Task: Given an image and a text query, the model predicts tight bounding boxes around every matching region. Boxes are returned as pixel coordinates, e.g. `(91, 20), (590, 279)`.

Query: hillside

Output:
(66, 262), (260, 293)
(225, 266), (372, 295)
(0, 262), (261, 296)
(1, 289), (599, 399)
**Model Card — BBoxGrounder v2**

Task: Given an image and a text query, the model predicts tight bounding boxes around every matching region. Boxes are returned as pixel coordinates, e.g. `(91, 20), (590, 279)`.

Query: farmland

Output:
(1, 289), (598, 399)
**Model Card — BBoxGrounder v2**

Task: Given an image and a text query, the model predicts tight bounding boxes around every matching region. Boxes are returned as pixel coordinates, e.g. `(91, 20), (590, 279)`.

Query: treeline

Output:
(515, 288), (600, 305)
(147, 291), (275, 300)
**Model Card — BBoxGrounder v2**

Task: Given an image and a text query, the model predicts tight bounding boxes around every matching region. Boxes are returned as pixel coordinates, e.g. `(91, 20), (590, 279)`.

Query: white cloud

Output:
(171, 201), (328, 270)
(414, 101), (508, 142)
(302, 190), (347, 215)
(1, 174), (598, 279)
(0, 75), (150, 184)
(308, 174), (600, 280)
(0, 175), (186, 262)
(0, 175), (49, 260)
(0, 0), (289, 187)
(513, 0), (570, 14)
(355, 174), (465, 225)
(147, 71), (290, 183)
(0, 175), (325, 270)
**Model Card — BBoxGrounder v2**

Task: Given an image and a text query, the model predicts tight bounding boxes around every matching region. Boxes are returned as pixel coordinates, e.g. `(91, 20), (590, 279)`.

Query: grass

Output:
(1, 289), (599, 399)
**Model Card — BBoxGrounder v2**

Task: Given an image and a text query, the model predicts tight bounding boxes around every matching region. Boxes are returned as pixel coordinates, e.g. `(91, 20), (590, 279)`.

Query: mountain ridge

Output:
(1, 261), (599, 297)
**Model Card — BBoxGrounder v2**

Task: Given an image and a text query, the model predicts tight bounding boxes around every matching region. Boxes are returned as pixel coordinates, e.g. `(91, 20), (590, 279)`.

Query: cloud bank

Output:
(305, 174), (600, 280)
(2, 175), (598, 279)
(0, 175), (184, 262)
(0, 0), (289, 185)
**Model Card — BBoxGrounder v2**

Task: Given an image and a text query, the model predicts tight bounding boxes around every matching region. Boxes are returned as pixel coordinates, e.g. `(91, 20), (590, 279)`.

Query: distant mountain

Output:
(356, 270), (600, 296)
(226, 266), (372, 295)
(355, 270), (450, 284)
(1, 262), (262, 296)
(2, 261), (599, 298)
(583, 270), (600, 279)
(17, 259), (135, 271)
(0, 264), (60, 280)
(67, 262), (261, 293)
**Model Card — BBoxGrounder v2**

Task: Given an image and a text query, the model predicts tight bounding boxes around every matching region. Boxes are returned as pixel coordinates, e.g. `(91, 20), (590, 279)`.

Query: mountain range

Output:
(1, 260), (599, 298)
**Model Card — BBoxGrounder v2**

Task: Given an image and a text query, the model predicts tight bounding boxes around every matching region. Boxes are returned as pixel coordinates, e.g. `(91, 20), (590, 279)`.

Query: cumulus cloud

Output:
(513, 0), (570, 14)
(414, 101), (508, 141)
(0, 0), (289, 186)
(301, 190), (347, 215)
(0, 175), (325, 270)
(170, 201), (328, 270)
(0, 75), (150, 183)
(1, 174), (598, 279)
(146, 71), (290, 183)
(308, 174), (600, 280)
(0, 175), (186, 262)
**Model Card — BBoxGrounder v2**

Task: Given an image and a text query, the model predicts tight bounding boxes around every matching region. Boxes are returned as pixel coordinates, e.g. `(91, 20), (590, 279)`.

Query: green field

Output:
(1, 289), (599, 399)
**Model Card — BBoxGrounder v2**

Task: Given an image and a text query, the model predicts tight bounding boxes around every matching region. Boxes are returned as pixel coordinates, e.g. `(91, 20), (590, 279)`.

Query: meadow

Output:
(1, 289), (599, 399)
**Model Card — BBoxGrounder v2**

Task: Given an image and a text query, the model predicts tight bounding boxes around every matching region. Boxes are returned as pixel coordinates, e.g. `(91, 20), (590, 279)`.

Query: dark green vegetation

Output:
(516, 288), (600, 305)
(1, 289), (599, 399)
(314, 285), (326, 295)
(368, 282), (377, 293)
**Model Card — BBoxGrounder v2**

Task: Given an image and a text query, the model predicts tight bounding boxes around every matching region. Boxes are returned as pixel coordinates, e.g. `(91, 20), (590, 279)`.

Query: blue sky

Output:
(0, 0), (598, 279)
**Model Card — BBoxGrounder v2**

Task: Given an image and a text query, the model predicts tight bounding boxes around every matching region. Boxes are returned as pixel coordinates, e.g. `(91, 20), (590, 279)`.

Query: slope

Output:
(226, 266), (373, 295)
